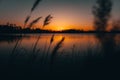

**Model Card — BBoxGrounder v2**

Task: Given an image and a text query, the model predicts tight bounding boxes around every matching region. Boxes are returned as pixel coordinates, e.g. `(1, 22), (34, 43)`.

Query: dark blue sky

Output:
(0, 0), (120, 30)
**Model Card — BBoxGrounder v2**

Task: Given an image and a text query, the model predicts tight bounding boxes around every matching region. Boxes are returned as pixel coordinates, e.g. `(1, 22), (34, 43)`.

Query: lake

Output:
(0, 34), (120, 56)
(0, 34), (101, 54)
(0, 33), (120, 78)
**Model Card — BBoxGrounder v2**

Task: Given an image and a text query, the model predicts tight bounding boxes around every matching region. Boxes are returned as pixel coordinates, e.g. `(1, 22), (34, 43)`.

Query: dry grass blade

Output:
(24, 15), (31, 28)
(50, 37), (65, 65)
(32, 36), (41, 54)
(11, 39), (20, 55)
(46, 34), (55, 57)
(51, 37), (65, 55)
(28, 36), (41, 63)
(43, 15), (53, 27)
(29, 17), (42, 28)
(50, 34), (55, 44)
(47, 34), (55, 53)
(31, 0), (42, 12)
(24, 0), (42, 28)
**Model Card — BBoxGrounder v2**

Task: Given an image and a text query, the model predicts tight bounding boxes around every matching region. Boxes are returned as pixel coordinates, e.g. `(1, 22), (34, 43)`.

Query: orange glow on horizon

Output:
(43, 25), (93, 31)
(0, 21), (94, 31)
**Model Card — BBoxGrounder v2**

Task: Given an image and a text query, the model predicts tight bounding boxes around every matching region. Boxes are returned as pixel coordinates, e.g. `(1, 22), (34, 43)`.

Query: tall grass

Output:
(24, 0), (42, 28)
(6, 33), (120, 77)
(43, 15), (53, 27)
(40, 40), (48, 64)
(46, 34), (55, 56)
(10, 38), (23, 64)
(31, 0), (42, 12)
(51, 37), (65, 54)
(50, 37), (65, 64)
(24, 15), (31, 28)
(32, 36), (41, 54)
(11, 37), (23, 56)
(29, 17), (42, 28)
(22, 0), (53, 63)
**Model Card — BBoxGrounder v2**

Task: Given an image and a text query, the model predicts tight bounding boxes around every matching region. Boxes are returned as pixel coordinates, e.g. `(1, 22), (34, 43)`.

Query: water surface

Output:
(0, 34), (120, 77)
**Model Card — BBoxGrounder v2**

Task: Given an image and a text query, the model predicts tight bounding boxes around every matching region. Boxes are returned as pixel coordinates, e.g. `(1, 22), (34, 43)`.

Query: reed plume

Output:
(48, 34), (55, 51)
(43, 15), (53, 27)
(24, 0), (42, 28)
(31, 0), (42, 12)
(32, 36), (41, 54)
(50, 37), (65, 65)
(51, 37), (65, 55)
(29, 17), (42, 28)
(28, 36), (41, 63)
(50, 34), (55, 44)
(10, 39), (23, 63)
(46, 34), (55, 57)
(24, 15), (31, 28)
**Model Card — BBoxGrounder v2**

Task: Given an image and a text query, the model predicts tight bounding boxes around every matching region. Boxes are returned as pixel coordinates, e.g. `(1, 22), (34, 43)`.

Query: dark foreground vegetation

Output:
(0, 34), (120, 80)
(0, 0), (120, 79)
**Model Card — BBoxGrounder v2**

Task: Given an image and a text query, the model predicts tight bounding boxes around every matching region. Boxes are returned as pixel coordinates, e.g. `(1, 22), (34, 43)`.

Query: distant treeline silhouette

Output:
(0, 24), (83, 33)
(1, 24), (120, 34)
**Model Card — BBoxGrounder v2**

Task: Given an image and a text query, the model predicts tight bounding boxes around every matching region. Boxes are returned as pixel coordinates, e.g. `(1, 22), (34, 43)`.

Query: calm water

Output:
(0, 34), (120, 55)
(0, 34), (103, 53)
(0, 34), (120, 78)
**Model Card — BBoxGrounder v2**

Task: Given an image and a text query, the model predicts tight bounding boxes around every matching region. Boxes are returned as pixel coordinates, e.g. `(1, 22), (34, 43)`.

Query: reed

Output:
(10, 38), (23, 64)
(43, 15), (53, 27)
(41, 40), (48, 64)
(32, 36), (41, 54)
(29, 17), (42, 28)
(49, 37), (65, 70)
(28, 36), (41, 63)
(24, 0), (42, 28)
(50, 37), (65, 63)
(50, 34), (55, 44)
(46, 34), (55, 55)
(44, 34), (55, 64)
(31, 0), (42, 12)
(24, 15), (31, 28)
(43, 40), (48, 54)
(52, 37), (65, 54)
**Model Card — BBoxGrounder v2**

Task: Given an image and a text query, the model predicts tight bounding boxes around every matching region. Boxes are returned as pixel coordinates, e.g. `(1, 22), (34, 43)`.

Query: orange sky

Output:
(0, 0), (119, 31)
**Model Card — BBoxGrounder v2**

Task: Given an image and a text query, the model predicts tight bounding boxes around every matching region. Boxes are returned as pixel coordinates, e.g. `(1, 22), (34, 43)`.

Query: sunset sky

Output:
(0, 0), (120, 31)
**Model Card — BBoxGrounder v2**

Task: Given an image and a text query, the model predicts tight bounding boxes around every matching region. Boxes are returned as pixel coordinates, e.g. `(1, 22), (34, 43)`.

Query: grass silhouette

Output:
(46, 34), (55, 58)
(24, 0), (42, 28)
(43, 15), (53, 27)
(24, 15), (31, 28)
(29, 17), (42, 28)
(31, 0), (42, 12)
(0, 34), (120, 78)
(1, 0), (120, 79)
